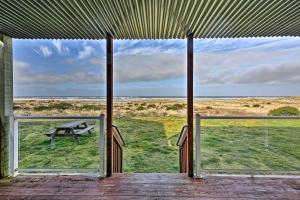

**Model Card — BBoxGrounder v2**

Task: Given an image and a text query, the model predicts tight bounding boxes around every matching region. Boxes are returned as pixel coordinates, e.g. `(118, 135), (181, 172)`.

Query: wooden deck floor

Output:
(0, 173), (299, 199)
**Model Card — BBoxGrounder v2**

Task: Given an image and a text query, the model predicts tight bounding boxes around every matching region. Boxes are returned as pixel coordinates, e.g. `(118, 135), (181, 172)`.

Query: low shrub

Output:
(136, 106), (146, 111)
(13, 105), (23, 110)
(147, 104), (156, 109)
(165, 103), (185, 111)
(206, 106), (213, 109)
(50, 102), (73, 110)
(33, 102), (73, 111)
(79, 104), (104, 110)
(268, 106), (299, 116)
(243, 104), (250, 107)
(252, 104), (260, 108)
(33, 105), (49, 111)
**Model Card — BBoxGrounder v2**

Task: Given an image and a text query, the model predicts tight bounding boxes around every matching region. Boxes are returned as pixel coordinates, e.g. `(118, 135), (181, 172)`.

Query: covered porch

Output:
(1, 0), (300, 199)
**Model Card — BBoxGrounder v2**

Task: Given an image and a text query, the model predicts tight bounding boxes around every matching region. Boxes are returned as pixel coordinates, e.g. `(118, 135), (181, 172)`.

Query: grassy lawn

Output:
(18, 117), (300, 173)
(201, 119), (300, 172)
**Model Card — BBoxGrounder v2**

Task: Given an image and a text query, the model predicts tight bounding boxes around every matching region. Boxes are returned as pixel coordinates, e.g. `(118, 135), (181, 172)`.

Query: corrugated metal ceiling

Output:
(0, 0), (300, 39)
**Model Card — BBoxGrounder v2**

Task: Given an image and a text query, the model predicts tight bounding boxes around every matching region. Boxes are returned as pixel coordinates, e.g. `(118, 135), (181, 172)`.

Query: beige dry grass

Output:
(14, 97), (300, 117)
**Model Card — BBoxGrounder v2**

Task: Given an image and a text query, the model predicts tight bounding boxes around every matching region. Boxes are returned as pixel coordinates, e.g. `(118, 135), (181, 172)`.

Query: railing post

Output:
(195, 114), (201, 178)
(99, 114), (105, 178)
(12, 117), (18, 176)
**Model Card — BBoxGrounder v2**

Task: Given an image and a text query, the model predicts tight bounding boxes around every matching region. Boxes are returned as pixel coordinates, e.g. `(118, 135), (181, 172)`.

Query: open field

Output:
(14, 96), (300, 117)
(14, 97), (300, 173)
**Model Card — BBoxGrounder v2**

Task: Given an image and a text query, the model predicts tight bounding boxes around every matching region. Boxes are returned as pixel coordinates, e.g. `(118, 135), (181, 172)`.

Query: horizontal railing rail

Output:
(15, 115), (104, 120)
(195, 113), (300, 177)
(196, 115), (300, 119)
(13, 115), (106, 177)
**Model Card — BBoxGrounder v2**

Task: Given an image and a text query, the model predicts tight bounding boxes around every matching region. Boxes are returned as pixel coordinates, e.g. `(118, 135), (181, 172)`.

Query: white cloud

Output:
(194, 47), (300, 85)
(13, 60), (104, 85)
(232, 62), (300, 84)
(90, 53), (185, 83)
(114, 54), (185, 83)
(38, 46), (53, 57)
(89, 46), (300, 85)
(52, 40), (69, 54)
(14, 38), (300, 87)
(78, 45), (95, 59)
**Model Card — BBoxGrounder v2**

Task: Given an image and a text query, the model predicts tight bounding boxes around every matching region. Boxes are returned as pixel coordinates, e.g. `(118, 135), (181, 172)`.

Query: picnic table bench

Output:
(45, 120), (95, 142)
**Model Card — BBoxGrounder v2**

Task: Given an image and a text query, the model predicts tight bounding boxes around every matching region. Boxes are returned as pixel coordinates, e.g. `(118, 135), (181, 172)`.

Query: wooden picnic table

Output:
(45, 120), (95, 142)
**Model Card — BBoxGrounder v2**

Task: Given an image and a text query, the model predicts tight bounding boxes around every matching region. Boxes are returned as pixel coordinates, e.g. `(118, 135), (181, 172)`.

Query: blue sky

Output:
(13, 37), (300, 97)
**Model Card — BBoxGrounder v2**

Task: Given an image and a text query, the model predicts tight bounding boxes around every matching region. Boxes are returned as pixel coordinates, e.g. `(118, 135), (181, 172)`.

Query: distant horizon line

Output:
(14, 95), (299, 98)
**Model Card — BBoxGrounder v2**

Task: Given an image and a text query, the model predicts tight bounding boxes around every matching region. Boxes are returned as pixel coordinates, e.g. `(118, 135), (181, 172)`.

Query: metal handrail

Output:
(195, 115), (300, 119)
(14, 115), (104, 120)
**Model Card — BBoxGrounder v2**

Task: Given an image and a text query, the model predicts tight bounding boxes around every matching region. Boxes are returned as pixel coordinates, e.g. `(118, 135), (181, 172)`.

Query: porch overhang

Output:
(1, 0), (300, 40)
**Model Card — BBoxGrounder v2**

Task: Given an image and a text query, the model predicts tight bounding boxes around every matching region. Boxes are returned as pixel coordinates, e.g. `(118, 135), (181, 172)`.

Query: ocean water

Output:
(13, 96), (289, 102)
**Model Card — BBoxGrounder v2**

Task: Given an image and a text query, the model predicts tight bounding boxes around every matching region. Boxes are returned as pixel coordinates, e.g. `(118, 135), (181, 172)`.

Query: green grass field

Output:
(18, 117), (300, 174)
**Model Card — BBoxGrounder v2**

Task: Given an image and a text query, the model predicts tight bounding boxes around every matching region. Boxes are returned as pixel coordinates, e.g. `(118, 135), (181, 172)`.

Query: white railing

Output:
(13, 115), (106, 177)
(195, 114), (300, 177)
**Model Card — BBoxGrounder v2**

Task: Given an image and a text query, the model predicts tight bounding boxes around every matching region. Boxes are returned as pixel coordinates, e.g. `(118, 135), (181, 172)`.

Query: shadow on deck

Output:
(0, 173), (300, 199)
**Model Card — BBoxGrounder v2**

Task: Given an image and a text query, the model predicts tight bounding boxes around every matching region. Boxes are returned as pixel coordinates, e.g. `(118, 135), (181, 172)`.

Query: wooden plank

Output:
(55, 120), (86, 129)
(187, 33), (194, 178)
(0, 174), (299, 199)
(44, 130), (56, 137)
(74, 126), (94, 135)
(106, 33), (113, 177)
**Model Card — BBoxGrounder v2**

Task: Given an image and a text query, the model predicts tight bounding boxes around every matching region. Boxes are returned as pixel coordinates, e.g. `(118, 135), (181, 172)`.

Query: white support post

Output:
(0, 34), (13, 178)
(99, 114), (105, 178)
(195, 114), (201, 178)
(13, 118), (18, 176)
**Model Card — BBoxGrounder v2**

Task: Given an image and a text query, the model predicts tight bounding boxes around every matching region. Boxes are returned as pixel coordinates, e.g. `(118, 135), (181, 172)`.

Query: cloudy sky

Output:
(13, 37), (300, 97)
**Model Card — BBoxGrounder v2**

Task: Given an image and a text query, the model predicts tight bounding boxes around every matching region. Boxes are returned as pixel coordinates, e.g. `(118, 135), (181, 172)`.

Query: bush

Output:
(13, 105), (23, 110)
(252, 104), (260, 108)
(136, 106), (146, 111)
(33, 105), (49, 111)
(165, 104), (186, 111)
(33, 102), (73, 111)
(79, 104), (104, 110)
(53, 102), (73, 110)
(243, 104), (250, 107)
(206, 106), (213, 109)
(147, 104), (156, 109)
(268, 106), (299, 116)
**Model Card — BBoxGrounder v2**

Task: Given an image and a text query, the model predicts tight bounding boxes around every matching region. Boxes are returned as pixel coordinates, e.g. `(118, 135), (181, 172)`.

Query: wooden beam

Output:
(106, 33), (113, 177)
(187, 33), (194, 177)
